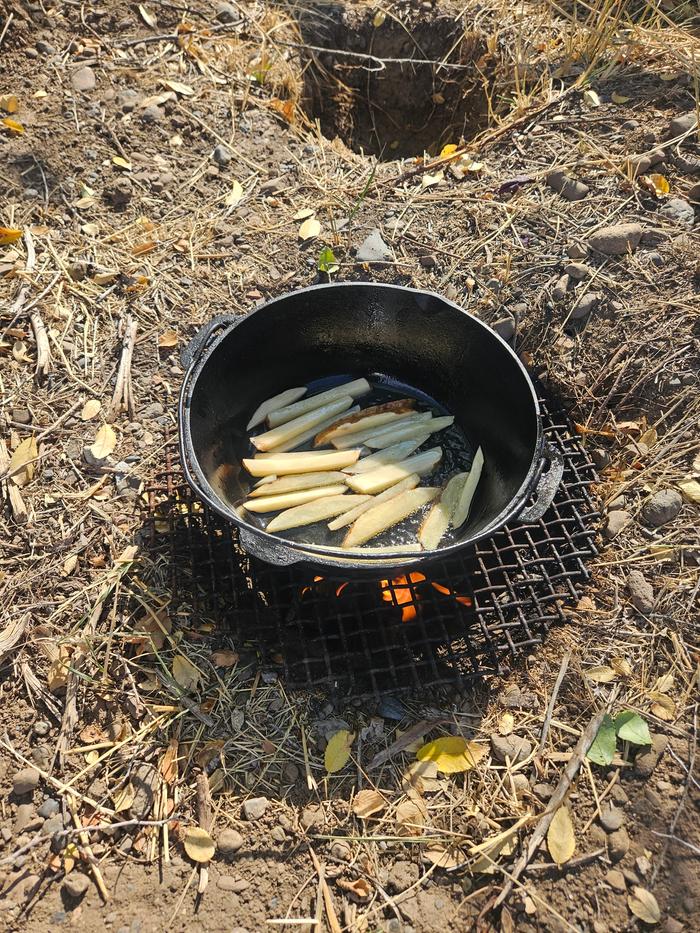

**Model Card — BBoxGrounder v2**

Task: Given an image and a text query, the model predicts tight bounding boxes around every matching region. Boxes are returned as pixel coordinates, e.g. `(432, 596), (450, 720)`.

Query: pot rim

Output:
(179, 281), (544, 567)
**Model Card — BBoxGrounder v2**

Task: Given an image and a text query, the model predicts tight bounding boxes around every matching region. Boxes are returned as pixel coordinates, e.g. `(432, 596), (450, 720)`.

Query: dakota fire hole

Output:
(298, 6), (489, 159)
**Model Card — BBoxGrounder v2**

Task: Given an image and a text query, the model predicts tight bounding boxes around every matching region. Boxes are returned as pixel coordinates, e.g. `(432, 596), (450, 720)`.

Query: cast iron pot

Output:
(179, 282), (563, 573)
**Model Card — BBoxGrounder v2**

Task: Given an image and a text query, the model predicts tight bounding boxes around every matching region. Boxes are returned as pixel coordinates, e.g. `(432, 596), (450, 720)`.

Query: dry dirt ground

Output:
(1, 1), (699, 931)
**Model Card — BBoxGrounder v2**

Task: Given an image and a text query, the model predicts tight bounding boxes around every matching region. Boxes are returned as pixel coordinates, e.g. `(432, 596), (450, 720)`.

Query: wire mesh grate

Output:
(142, 386), (599, 698)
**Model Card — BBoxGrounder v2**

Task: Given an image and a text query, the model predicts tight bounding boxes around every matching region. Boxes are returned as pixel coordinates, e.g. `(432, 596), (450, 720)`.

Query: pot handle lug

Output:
(181, 315), (238, 370)
(517, 443), (564, 524)
(238, 528), (305, 567)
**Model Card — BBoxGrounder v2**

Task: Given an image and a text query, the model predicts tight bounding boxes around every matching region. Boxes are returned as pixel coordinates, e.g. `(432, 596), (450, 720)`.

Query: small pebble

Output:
(217, 876), (250, 892)
(217, 828), (244, 858)
(490, 733), (532, 764)
(38, 798), (60, 818)
(599, 804), (625, 832)
(330, 839), (352, 861)
(627, 570), (654, 613)
(667, 111), (698, 139)
(604, 510), (631, 540)
(355, 229), (392, 263)
(213, 144), (232, 166)
(605, 868), (626, 892)
(140, 105), (163, 125)
(71, 66), (96, 92)
(533, 782), (555, 802)
(547, 170), (589, 201)
(588, 223), (643, 256)
(241, 796), (268, 821)
(13, 767), (40, 795)
(641, 489), (682, 527)
(608, 827), (630, 862)
(270, 825), (286, 843)
(552, 274), (569, 302)
(14, 803), (38, 834)
(492, 317), (516, 343)
(566, 242), (588, 260)
(564, 262), (590, 281)
(62, 873), (90, 899)
(571, 291), (602, 321)
(33, 720), (51, 737)
(659, 197), (695, 227)
(635, 735), (668, 778)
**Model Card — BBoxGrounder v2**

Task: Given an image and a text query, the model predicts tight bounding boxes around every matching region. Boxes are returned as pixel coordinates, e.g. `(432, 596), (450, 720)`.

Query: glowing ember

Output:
(430, 581), (472, 607)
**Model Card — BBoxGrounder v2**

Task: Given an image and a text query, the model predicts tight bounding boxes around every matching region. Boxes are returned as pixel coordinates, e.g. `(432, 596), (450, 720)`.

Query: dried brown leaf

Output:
(81, 399), (101, 421)
(183, 826), (215, 863)
(547, 805), (575, 865)
(337, 877), (372, 900)
(352, 789), (387, 819)
(172, 655), (200, 692)
(210, 649), (239, 667)
(628, 886), (660, 924)
(395, 798), (426, 837)
(9, 436), (37, 487)
(89, 423), (116, 460)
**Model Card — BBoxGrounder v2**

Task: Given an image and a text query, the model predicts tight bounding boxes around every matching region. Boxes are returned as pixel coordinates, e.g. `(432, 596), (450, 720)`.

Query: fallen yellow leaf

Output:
(183, 826), (215, 863)
(81, 399), (101, 421)
(9, 436), (38, 487)
(299, 217), (321, 240)
(2, 117), (24, 135)
(158, 330), (178, 348)
(352, 788), (387, 818)
(440, 143), (458, 158)
(224, 179), (244, 207)
(112, 155), (132, 171)
(89, 423), (116, 460)
(547, 805), (575, 865)
(0, 227), (22, 245)
(324, 729), (354, 773)
(172, 655), (200, 692)
(0, 94), (19, 113)
(416, 736), (487, 774)
(678, 479), (700, 504)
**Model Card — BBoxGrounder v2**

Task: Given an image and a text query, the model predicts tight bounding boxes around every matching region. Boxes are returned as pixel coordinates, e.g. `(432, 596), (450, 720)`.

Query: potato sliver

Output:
(343, 487), (440, 548)
(266, 495), (370, 533)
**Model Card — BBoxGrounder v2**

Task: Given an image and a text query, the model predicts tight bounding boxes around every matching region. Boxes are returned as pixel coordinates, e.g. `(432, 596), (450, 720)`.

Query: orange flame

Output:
(380, 572), (426, 622)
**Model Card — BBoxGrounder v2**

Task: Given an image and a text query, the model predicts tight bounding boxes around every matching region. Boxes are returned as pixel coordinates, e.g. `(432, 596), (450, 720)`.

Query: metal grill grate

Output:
(143, 387), (599, 698)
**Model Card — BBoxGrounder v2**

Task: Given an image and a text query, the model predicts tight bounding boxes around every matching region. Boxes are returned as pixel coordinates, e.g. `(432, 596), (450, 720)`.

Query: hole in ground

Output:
(298, 5), (489, 159)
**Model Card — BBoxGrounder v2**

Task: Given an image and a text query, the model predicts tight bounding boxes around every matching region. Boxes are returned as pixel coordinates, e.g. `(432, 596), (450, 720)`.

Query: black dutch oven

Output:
(179, 283), (563, 573)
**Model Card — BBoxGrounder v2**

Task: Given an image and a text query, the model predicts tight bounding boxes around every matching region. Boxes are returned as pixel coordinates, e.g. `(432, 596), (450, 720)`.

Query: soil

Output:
(1, 0), (699, 932)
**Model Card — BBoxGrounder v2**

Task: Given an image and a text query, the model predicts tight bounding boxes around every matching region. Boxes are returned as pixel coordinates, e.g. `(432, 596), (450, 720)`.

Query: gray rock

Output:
(129, 762), (158, 819)
(589, 223), (643, 255)
(141, 401), (164, 419)
(217, 876), (250, 892)
(565, 262), (590, 281)
(659, 198), (695, 227)
(688, 182), (700, 204)
(503, 687), (538, 710)
(547, 170), (589, 201)
(270, 825), (286, 843)
(611, 784), (629, 805)
(627, 570), (654, 613)
(216, 2), (238, 23)
(605, 868), (626, 892)
(592, 448), (610, 470)
(566, 242), (588, 259)
(511, 773), (530, 797)
(533, 782), (555, 801)
(241, 796), (268, 820)
(218, 828), (244, 858)
(419, 254), (436, 269)
(552, 274), (569, 302)
(356, 229), (392, 263)
(634, 734), (668, 778)
(44, 815), (65, 849)
(641, 489), (682, 527)
(14, 803), (38, 834)
(62, 873), (89, 899)
(608, 494), (626, 510)
(12, 408), (31, 424)
(13, 767), (40, 795)
(36, 40), (56, 55)
(626, 149), (665, 176)
(663, 917), (684, 933)
(492, 317), (516, 342)
(38, 798), (60, 818)
(330, 839), (352, 861)
(110, 177), (133, 209)
(604, 510), (631, 540)
(283, 762), (299, 783)
(71, 66), (96, 92)
(116, 89), (139, 112)
(490, 733), (532, 764)
(571, 291), (602, 321)
(668, 112), (698, 139)
(646, 250), (664, 267)
(213, 144), (232, 166)
(608, 827), (630, 862)
(600, 804), (625, 832)
(300, 806), (323, 830)
(140, 105), (163, 124)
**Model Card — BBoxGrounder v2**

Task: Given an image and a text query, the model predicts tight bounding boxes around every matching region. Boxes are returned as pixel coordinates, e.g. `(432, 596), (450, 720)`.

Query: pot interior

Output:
(184, 284), (539, 553)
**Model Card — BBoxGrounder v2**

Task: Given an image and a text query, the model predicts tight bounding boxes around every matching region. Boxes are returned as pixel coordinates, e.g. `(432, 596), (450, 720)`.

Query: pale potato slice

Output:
(246, 387), (306, 430)
(266, 378), (370, 427)
(314, 399), (415, 446)
(364, 415), (454, 449)
(320, 543), (422, 555)
(346, 448), (442, 495)
(343, 436), (429, 473)
(254, 474), (278, 487)
(266, 494), (370, 533)
(248, 471), (347, 498)
(244, 484), (347, 513)
(418, 472), (469, 550)
(252, 396), (354, 452)
(452, 446), (484, 529)
(328, 474), (420, 531)
(243, 449), (361, 477)
(331, 411), (432, 449)
(267, 405), (360, 453)
(343, 487), (440, 548)
(255, 449), (343, 460)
